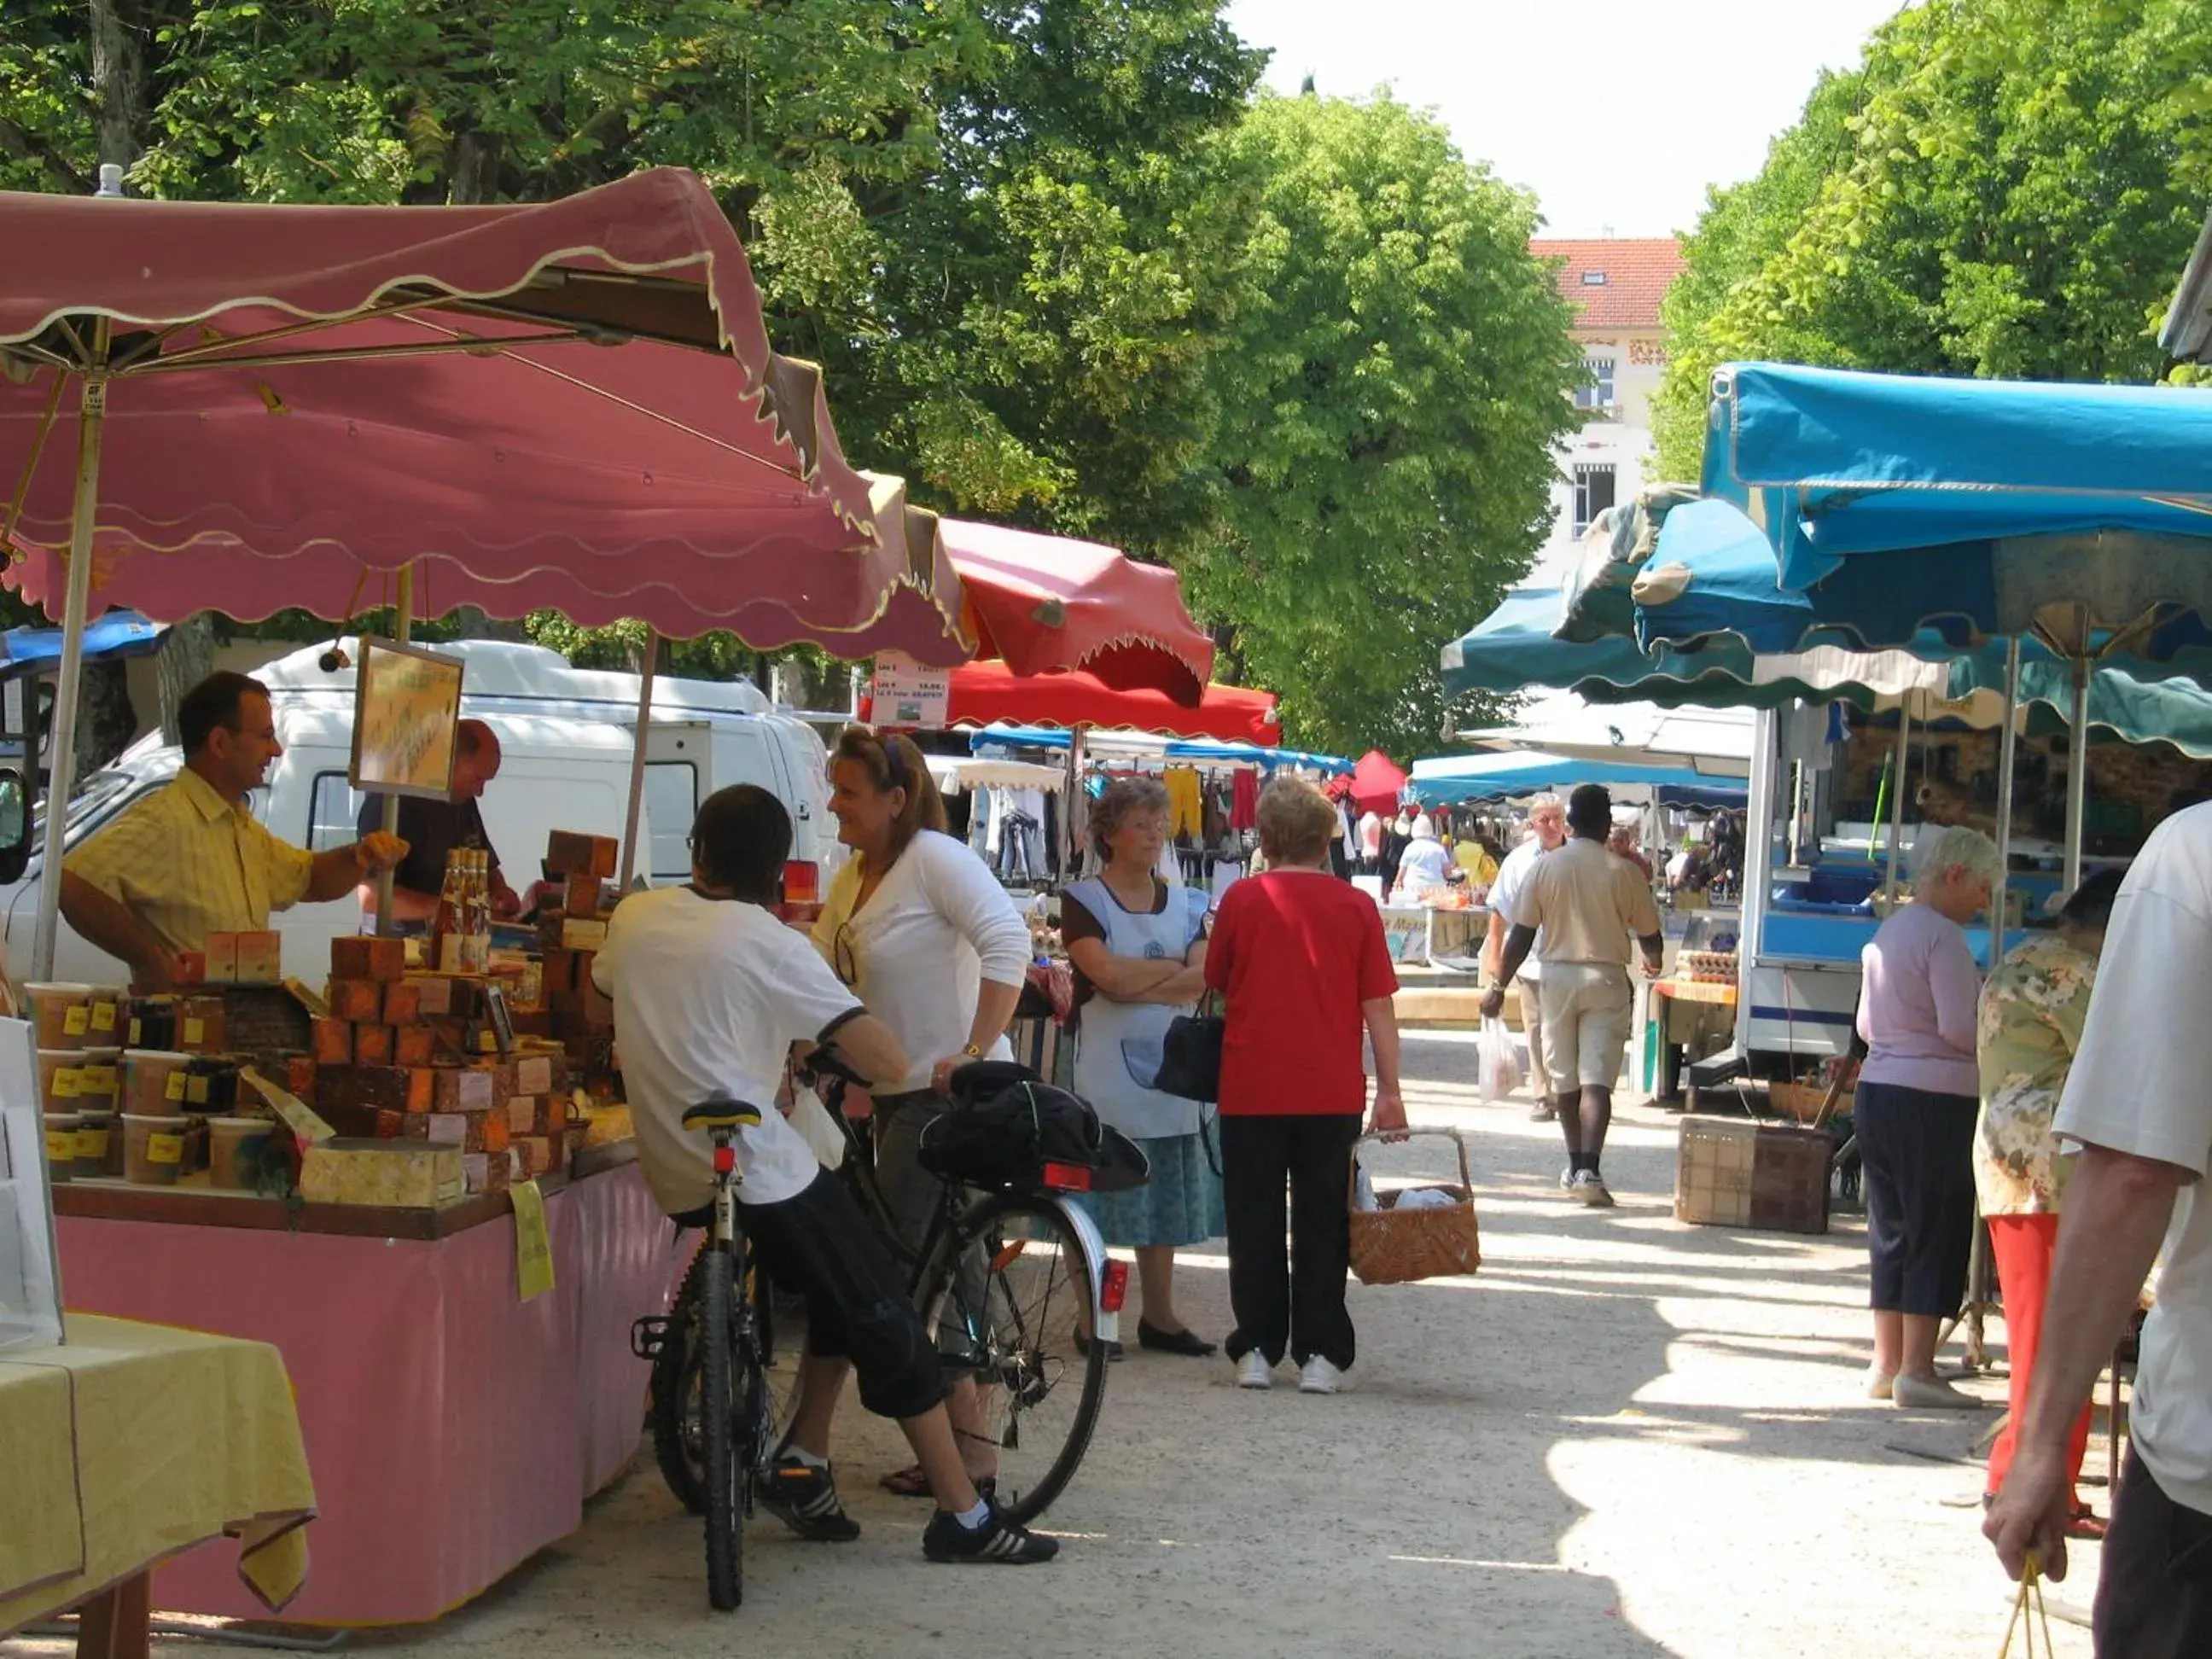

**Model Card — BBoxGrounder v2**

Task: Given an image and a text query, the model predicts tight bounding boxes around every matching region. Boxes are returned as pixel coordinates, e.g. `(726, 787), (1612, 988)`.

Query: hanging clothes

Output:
(1163, 765), (1205, 841)
(1230, 769), (1260, 831)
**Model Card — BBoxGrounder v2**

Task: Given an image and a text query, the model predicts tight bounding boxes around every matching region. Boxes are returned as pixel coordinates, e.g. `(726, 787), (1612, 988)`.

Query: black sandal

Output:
(1138, 1319), (1219, 1358)
(1073, 1330), (1124, 1361)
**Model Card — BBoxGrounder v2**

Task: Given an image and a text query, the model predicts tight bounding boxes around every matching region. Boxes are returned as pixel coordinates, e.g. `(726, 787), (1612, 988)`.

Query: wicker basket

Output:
(1348, 1131), (1481, 1286)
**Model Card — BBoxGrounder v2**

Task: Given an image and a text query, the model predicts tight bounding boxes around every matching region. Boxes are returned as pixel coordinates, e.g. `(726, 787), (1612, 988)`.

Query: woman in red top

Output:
(1206, 778), (1409, 1395)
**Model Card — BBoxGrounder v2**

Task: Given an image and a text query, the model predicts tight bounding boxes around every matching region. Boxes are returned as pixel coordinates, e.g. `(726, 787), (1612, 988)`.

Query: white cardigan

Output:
(812, 830), (1031, 1092)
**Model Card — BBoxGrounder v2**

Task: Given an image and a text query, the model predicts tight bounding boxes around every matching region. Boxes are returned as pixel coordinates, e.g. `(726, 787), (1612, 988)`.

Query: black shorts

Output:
(2096, 1446), (2212, 1658)
(673, 1168), (946, 1423)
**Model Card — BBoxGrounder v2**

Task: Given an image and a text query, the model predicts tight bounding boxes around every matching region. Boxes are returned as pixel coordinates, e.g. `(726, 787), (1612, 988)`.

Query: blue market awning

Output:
(970, 725), (1350, 773)
(1408, 748), (1740, 807)
(0, 610), (164, 672)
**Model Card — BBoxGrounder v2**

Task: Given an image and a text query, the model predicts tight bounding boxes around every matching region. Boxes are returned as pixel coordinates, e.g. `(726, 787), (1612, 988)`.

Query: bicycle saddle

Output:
(682, 1099), (765, 1131)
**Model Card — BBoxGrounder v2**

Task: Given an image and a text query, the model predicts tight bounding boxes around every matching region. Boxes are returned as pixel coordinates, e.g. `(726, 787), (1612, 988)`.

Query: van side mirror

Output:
(0, 767), (28, 885)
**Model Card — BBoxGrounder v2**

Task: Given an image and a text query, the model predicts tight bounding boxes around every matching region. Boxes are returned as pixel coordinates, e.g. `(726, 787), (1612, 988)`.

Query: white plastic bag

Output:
(1476, 1015), (1522, 1105)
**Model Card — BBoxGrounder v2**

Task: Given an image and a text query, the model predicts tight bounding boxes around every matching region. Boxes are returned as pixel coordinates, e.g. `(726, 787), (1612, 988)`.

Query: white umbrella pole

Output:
(1882, 703), (1912, 908)
(31, 348), (110, 981)
(1990, 637), (2021, 964)
(371, 564), (414, 937)
(2064, 658), (2090, 892)
(618, 630), (660, 891)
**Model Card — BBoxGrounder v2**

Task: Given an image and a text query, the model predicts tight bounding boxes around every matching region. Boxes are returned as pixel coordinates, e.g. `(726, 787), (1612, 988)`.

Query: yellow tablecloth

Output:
(0, 1313), (316, 1633)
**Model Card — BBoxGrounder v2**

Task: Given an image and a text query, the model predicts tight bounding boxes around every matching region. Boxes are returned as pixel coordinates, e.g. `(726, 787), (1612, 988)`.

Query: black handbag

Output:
(917, 1077), (1150, 1194)
(1152, 992), (1225, 1103)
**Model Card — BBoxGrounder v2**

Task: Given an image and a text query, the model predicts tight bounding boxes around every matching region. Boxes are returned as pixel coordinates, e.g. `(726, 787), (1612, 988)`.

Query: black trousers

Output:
(1854, 1080), (1977, 1317)
(2096, 1447), (2212, 1657)
(1220, 1113), (1361, 1371)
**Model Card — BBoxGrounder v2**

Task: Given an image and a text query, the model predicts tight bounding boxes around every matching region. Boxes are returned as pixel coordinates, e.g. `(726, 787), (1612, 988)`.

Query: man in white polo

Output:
(1987, 806), (2212, 1655)
(1483, 795), (1567, 1122)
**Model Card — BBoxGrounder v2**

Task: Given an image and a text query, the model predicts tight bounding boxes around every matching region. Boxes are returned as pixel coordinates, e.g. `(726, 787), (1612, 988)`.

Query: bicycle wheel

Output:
(920, 1193), (1107, 1523)
(699, 1243), (742, 1611)
(651, 1245), (712, 1516)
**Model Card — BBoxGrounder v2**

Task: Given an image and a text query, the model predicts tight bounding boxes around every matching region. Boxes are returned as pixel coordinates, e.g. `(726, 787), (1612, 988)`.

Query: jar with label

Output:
(125, 1050), (195, 1115)
(74, 1109), (118, 1179)
(126, 995), (178, 1050)
(176, 995), (228, 1054)
(27, 982), (125, 1051)
(42, 1112), (80, 1183)
(123, 1112), (192, 1185)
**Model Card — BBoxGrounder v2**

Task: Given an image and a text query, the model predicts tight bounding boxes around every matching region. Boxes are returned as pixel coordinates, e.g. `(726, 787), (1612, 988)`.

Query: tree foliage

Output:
(1180, 92), (1580, 758)
(1655, 0), (2212, 481)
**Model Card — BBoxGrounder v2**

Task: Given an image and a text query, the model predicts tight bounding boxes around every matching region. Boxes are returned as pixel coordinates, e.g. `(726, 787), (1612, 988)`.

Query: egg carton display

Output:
(1675, 950), (1739, 985)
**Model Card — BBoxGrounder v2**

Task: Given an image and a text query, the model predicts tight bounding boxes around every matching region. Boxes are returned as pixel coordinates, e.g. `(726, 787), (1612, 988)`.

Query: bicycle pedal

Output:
(630, 1315), (671, 1360)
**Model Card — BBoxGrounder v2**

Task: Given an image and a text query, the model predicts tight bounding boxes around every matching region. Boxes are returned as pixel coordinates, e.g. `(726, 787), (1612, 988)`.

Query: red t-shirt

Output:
(1204, 870), (1399, 1116)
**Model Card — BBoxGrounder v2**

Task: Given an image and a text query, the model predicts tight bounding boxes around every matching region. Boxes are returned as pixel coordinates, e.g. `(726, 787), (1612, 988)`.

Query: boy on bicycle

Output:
(593, 784), (1057, 1566)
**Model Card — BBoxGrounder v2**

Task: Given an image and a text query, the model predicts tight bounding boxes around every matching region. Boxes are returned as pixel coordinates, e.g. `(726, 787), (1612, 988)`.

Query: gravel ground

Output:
(61, 1029), (2099, 1659)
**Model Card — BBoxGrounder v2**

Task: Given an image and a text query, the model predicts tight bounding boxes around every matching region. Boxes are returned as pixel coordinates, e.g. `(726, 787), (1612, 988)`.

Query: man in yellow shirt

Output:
(61, 672), (408, 988)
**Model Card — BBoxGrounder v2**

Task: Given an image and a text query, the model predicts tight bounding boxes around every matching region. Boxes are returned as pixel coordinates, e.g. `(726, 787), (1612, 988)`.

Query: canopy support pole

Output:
(1990, 637), (2021, 967)
(2064, 657), (2090, 893)
(619, 631), (660, 892)
(1734, 706), (1779, 1058)
(371, 564), (413, 937)
(1882, 703), (1912, 910)
(1063, 724), (1086, 878)
(32, 328), (110, 982)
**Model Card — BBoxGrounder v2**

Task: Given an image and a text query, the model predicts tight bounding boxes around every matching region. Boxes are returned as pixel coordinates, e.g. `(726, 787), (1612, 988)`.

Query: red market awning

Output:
(0, 168), (966, 657)
(940, 520), (1213, 704)
(1349, 749), (1409, 812)
(939, 660), (1279, 743)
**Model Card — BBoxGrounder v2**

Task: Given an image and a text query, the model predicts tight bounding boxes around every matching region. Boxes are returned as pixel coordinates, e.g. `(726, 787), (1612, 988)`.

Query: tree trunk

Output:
(154, 614), (218, 746)
(88, 0), (148, 172)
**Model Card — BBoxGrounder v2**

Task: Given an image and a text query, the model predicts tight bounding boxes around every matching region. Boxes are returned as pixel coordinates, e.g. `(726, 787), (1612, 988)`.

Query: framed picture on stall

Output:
(0, 1016), (64, 1351)
(350, 636), (466, 801)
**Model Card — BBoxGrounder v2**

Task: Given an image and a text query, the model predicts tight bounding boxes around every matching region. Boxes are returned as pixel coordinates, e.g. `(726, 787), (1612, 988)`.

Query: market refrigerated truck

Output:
(0, 639), (837, 987)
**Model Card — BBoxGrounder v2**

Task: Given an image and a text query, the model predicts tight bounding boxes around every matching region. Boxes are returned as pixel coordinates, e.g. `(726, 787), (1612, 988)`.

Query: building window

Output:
(1572, 463), (1616, 537)
(1574, 355), (1616, 411)
(1581, 270), (1608, 285)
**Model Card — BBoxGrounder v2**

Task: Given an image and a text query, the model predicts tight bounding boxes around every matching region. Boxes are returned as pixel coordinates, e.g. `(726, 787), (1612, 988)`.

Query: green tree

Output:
(1179, 91), (1580, 759)
(1656, 0), (2212, 481)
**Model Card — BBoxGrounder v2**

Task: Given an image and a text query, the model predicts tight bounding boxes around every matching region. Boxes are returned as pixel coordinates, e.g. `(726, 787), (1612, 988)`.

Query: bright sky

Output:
(1223, 0), (1912, 238)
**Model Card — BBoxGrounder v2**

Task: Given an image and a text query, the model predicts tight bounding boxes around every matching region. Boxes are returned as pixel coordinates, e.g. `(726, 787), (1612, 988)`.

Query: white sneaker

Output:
(1299, 1356), (1344, 1395)
(1236, 1350), (1272, 1390)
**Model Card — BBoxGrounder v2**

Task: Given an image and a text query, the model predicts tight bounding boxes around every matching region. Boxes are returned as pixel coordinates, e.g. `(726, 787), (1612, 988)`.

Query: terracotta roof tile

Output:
(1529, 238), (1684, 331)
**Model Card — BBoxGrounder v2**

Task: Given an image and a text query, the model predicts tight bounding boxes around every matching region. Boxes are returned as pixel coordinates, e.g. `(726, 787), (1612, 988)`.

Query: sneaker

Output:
(760, 1458), (862, 1542)
(1529, 1103), (1557, 1122)
(1865, 1368), (1896, 1401)
(923, 1501), (1059, 1565)
(1569, 1169), (1615, 1208)
(1299, 1355), (1345, 1395)
(1236, 1350), (1273, 1390)
(1892, 1372), (1988, 1412)
(1558, 1167), (1575, 1190)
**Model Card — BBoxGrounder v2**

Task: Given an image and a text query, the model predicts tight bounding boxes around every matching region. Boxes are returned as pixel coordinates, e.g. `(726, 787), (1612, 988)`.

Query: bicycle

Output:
(630, 1095), (775, 1612)
(640, 1052), (1126, 1531)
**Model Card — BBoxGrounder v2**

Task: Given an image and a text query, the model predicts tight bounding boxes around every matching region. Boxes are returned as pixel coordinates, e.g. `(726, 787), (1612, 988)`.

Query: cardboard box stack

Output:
(311, 934), (573, 1197)
(533, 830), (623, 1101)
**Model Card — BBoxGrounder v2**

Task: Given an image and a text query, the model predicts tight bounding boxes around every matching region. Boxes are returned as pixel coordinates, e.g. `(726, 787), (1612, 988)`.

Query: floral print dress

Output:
(1973, 932), (2097, 1215)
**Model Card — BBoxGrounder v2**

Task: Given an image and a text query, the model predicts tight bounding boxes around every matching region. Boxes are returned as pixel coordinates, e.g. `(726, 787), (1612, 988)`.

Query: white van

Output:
(3, 639), (839, 986)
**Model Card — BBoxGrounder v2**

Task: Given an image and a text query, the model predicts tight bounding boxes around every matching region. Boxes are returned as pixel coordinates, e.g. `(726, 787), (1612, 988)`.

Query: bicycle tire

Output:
(650, 1244), (712, 1516)
(700, 1243), (742, 1611)
(919, 1192), (1107, 1523)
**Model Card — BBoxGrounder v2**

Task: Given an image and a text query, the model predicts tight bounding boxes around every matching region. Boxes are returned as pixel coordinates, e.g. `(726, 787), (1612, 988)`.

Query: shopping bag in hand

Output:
(1477, 1015), (1522, 1104)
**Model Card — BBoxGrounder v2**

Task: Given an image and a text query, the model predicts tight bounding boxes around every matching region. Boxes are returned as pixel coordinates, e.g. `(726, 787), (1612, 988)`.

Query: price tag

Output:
(510, 1178), (555, 1302)
(166, 1071), (189, 1103)
(64, 1005), (90, 1035)
(148, 1132), (185, 1165)
(76, 1127), (110, 1161)
(186, 1074), (211, 1106)
(45, 1128), (74, 1163)
(183, 1017), (206, 1046)
(129, 1018), (143, 1045)
(90, 1002), (117, 1032)
(49, 1068), (79, 1099)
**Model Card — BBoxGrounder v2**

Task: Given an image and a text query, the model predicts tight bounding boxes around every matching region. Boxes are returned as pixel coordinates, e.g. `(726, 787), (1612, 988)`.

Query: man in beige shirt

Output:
(61, 672), (408, 988)
(1481, 784), (1662, 1206)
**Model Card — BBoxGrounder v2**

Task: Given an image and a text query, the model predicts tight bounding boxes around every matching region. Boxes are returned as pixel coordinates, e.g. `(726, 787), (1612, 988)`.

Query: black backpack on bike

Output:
(917, 1072), (1151, 1196)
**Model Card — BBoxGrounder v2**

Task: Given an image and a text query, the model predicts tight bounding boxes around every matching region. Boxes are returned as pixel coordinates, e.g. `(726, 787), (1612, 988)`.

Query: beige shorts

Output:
(1536, 963), (1633, 1091)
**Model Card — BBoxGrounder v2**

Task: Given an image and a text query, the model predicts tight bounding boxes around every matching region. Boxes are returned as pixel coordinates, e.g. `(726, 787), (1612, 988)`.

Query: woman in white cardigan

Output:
(813, 726), (1031, 1496)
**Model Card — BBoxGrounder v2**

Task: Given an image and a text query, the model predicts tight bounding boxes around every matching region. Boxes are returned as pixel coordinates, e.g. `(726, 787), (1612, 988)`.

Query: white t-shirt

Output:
(812, 830), (1031, 1093)
(1488, 837), (1547, 982)
(1394, 837), (1451, 898)
(2052, 803), (2212, 1516)
(594, 888), (859, 1214)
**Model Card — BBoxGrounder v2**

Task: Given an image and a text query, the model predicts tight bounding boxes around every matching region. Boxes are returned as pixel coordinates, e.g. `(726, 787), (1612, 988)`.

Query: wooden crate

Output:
(1674, 1115), (1831, 1235)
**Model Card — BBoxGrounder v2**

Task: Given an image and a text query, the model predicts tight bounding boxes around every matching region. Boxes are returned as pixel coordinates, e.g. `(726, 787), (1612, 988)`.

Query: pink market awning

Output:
(0, 168), (965, 656)
(939, 520), (1213, 703)
(934, 660), (1280, 743)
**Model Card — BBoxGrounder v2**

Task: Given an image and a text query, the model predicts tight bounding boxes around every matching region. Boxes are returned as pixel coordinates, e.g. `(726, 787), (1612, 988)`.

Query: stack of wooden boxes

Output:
(309, 934), (573, 1197)
(1674, 1115), (1832, 1235)
(533, 830), (622, 1099)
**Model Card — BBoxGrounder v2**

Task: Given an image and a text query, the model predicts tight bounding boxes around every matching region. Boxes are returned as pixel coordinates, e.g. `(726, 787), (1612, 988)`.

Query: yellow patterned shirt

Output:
(1974, 931), (2098, 1215)
(64, 767), (315, 955)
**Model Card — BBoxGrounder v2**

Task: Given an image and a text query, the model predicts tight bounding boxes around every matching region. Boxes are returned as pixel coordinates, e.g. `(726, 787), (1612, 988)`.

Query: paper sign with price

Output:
(511, 1179), (555, 1301)
(869, 649), (951, 730)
